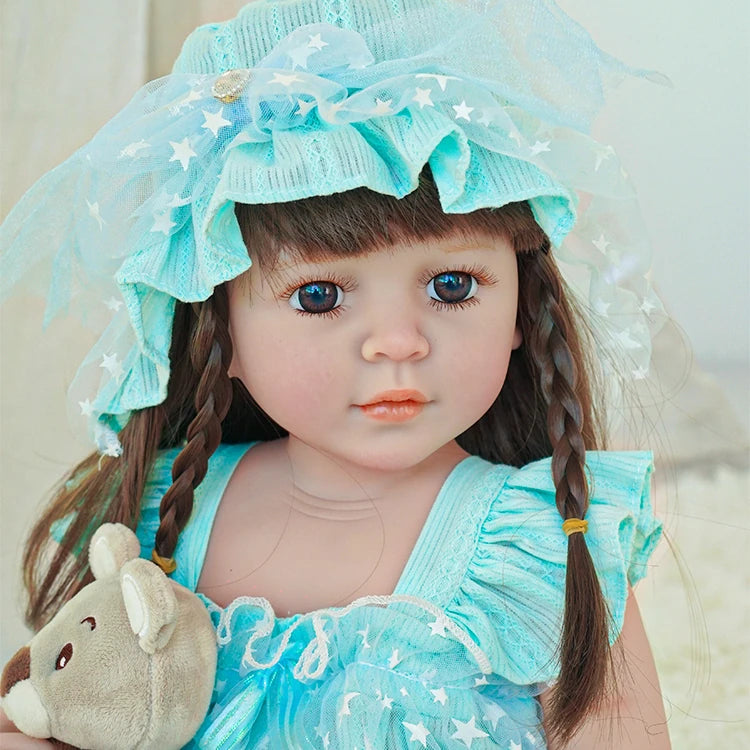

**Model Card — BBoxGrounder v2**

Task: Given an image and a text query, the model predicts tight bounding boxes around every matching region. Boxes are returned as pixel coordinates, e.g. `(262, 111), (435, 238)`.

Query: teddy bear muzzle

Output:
(1, 644), (30, 696)
(0, 644), (52, 739)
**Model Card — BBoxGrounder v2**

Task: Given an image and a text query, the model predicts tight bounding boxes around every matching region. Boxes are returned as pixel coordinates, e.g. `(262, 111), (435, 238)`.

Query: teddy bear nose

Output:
(0, 645), (30, 697)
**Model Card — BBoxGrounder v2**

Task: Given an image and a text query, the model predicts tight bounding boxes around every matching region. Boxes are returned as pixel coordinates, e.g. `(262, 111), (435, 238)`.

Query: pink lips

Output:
(358, 389), (428, 422)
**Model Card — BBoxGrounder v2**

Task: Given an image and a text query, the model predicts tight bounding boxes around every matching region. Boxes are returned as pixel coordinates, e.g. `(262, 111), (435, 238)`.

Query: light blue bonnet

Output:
(0, 0), (668, 454)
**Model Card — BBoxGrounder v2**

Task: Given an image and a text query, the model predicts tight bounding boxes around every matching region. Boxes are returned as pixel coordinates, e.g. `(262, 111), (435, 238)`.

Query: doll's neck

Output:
(280, 435), (469, 506)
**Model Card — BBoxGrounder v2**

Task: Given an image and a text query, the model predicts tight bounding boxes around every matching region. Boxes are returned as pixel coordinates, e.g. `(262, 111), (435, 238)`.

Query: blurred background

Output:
(1, 1), (748, 746)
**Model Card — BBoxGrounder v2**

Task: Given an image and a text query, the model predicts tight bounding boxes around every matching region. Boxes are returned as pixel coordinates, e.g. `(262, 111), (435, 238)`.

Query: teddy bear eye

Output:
(55, 642), (73, 670)
(81, 616), (96, 630)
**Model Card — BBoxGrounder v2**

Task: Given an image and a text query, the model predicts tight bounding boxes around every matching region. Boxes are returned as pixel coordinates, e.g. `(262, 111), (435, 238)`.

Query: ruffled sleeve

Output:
(446, 451), (661, 686)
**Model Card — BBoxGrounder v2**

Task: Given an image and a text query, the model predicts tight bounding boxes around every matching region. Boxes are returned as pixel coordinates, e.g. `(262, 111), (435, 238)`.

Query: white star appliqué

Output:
(118, 139), (150, 158)
(356, 625), (371, 649)
(295, 98), (317, 117)
(428, 615), (449, 637)
(415, 73), (459, 91)
(169, 138), (197, 171)
(478, 110), (493, 127)
(614, 328), (642, 350)
(508, 129), (524, 147)
(372, 97), (394, 115)
(308, 33), (329, 51)
(509, 740), (522, 750)
(431, 687), (448, 705)
(402, 721), (431, 747)
(473, 675), (489, 687)
(450, 716), (489, 748)
(288, 44), (315, 69)
(201, 107), (232, 137)
(104, 297), (123, 312)
(322, 732), (331, 749)
(529, 140), (551, 156)
(322, 100), (345, 120)
(388, 649), (402, 668)
(271, 72), (303, 87)
(400, 686), (409, 696)
(338, 691), (360, 719)
(452, 100), (474, 122)
(412, 87), (434, 109)
(594, 144), (616, 171)
(99, 353), (124, 383)
(78, 399), (95, 417)
(481, 700), (506, 730)
(86, 200), (105, 230)
(593, 299), (611, 317)
(592, 233), (611, 253)
(171, 88), (202, 114)
(167, 193), (191, 208)
(375, 689), (395, 709)
(151, 211), (176, 236)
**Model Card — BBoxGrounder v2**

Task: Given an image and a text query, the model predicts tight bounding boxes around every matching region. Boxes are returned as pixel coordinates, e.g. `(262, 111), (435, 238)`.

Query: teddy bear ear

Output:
(89, 523), (141, 580)
(120, 558), (178, 654)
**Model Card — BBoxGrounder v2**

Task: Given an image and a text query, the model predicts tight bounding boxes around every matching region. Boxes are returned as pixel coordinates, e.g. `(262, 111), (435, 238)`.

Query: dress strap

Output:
(172, 441), (259, 590)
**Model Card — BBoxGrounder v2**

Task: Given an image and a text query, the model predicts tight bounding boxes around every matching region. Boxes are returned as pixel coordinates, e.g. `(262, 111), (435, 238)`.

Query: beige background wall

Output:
(2, 1), (748, 745)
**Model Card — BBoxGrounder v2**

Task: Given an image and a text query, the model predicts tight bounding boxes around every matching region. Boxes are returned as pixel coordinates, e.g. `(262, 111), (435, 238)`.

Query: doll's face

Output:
(227, 231), (521, 472)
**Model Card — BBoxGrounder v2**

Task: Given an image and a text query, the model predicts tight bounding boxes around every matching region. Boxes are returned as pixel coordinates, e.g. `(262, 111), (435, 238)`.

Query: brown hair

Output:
(24, 166), (609, 743)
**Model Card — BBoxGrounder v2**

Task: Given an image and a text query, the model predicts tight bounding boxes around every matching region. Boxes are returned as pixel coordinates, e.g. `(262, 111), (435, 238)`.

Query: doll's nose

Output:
(361, 313), (429, 362)
(0, 645), (30, 696)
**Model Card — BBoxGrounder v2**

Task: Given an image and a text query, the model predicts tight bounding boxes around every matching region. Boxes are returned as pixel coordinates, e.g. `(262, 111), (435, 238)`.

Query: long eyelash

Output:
(293, 306), (347, 320)
(277, 271), (356, 300)
(417, 263), (499, 288)
(429, 296), (481, 312)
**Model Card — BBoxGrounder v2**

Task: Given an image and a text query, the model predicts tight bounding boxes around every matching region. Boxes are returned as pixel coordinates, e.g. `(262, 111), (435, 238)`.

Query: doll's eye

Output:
(289, 281), (344, 314)
(427, 272), (478, 304)
(81, 616), (96, 630)
(55, 642), (73, 670)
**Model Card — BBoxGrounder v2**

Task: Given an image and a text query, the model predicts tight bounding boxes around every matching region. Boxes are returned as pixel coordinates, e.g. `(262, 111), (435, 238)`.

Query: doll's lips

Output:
(357, 390), (428, 422)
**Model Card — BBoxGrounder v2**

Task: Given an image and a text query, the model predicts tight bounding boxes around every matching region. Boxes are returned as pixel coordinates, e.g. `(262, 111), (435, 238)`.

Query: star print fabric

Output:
(192, 598), (545, 749)
(96, 443), (660, 749)
(0, 0), (668, 454)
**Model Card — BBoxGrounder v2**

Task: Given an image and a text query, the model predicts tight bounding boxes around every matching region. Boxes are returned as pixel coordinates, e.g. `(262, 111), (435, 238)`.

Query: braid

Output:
(520, 249), (612, 743)
(153, 287), (234, 562)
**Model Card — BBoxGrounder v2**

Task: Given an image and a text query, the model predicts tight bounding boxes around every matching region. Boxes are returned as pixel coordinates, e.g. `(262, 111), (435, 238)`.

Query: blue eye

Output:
(289, 282), (344, 314)
(427, 272), (478, 304)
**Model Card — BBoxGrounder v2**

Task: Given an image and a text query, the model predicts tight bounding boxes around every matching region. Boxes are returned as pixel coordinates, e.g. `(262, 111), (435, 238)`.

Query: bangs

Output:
(233, 167), (548, 273)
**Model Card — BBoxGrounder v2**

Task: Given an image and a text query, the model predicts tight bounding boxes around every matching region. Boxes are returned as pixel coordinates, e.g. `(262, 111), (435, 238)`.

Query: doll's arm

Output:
(540, 587), (671, 749)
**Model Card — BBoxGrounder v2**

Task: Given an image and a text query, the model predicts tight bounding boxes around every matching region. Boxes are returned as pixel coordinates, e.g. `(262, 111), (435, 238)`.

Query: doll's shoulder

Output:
(441, 450), (662, 685)
(135, 442), (256, 590)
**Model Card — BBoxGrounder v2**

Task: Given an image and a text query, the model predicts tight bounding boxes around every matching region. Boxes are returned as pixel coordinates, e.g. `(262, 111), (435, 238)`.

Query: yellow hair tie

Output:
(151, 550), (177, 574)
(562, 518), (589, 537)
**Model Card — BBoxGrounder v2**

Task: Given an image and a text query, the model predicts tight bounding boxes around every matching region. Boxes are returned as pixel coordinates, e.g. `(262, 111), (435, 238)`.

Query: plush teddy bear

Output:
(1, 523), (217, 750)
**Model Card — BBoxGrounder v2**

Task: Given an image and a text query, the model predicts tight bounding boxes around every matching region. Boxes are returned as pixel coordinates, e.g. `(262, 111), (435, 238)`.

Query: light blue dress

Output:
(133, 444), (661, 749)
